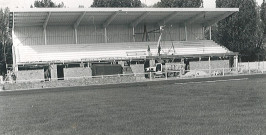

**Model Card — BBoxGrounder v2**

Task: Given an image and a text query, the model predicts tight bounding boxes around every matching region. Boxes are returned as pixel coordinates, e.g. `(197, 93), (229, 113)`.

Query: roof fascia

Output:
(11, 8), (239, 13)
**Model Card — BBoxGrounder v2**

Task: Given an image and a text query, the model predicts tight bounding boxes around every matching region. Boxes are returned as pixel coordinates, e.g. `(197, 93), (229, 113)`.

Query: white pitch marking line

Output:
(228, 78), (248, 81)
(188, 82), (201, 84)
(216, 80), (228, 82)
(205, 81), (217, 83)
(175, 83), (187, 85)
(174, 78), (248, 85)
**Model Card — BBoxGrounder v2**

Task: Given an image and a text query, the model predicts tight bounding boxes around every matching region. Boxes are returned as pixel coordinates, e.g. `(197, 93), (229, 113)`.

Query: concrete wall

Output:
(64, 67), (92, 78)
(238, 61), (266, 71)
(4, 75), (137, 90)
(130, 64), (144, 74)
(16, 69), (44, 81)
(50, 64), (57, 80)
(190, 60), (230, 70)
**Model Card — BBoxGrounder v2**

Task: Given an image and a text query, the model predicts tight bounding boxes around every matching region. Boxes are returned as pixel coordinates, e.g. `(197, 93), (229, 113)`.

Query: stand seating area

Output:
(15, 40), (232, 64)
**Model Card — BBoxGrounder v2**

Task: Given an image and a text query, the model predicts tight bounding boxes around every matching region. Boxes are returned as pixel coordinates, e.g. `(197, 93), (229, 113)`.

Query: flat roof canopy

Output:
(11, 8), (238, 28)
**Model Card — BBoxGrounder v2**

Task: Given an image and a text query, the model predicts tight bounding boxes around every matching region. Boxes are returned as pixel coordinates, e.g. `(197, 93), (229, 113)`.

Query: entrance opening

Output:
(57, 65), (64, 80)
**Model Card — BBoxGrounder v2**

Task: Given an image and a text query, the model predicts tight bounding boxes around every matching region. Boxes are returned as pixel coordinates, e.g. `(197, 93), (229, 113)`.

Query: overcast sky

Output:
(0, 0), (263, 8)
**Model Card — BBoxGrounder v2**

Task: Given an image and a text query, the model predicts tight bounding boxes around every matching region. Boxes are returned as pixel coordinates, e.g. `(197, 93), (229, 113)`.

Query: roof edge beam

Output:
(158, 11), (178, 26)
(185, 11), (206, 25)
(103, 11), (120, 28)
(204, 11), (233, 27)
(130, 12), (149, 27)
(74, 12), (86, 29)
(43, 12), (51, 29)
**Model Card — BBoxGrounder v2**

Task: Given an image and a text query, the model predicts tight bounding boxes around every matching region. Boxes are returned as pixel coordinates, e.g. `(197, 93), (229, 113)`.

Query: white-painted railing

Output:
(3, 65), (265, 84)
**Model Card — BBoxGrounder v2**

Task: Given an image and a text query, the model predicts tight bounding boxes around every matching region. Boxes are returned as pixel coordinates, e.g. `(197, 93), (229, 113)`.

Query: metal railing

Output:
(2, 65), (265, 84)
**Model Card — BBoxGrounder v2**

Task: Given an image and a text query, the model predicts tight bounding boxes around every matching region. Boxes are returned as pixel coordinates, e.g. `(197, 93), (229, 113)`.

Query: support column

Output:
(208, 56), (211, 75)
(209, 26), (212, 40)
(234, 55), (238, 72)
(74, 28), (78, 44)
(132, 27), (135, 42)
(104, 27), (107, 43)
(185, 24), (188, 41)
(12, 46), (18, 72)
(50, 64), (57, 80)
(44, 28), (47, 45)
(202, 26), (205, 40)
(11, 12), (18, 72)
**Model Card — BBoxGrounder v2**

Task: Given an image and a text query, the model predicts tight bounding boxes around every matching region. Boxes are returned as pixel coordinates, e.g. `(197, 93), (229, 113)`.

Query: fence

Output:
(238, 61), (266, 74)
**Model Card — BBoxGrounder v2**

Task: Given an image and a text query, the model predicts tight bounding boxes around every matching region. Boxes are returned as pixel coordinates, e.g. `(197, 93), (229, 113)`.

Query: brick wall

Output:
(64, 67), (92, 78)
(130, 64), (145, 79)
(130, 64), (144, 73)
(16, 69), (44, 81)
(190, 60), (230, 70)
(3, 75), (137, 90)
(50, 64), (57, 80)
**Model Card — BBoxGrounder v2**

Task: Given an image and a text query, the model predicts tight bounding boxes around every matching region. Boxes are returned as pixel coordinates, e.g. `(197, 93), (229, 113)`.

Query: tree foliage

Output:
(33, 0), (64, 8)
(212, 0), (264, 61)
(91, 0), (142, 7)
(0, 8), (12, 75)
(154, 0), (203, 8)
(261, 0), (266, 34)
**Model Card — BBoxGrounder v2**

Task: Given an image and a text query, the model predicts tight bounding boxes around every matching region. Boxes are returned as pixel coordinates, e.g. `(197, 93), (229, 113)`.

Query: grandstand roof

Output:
(11, 8), (239, 28)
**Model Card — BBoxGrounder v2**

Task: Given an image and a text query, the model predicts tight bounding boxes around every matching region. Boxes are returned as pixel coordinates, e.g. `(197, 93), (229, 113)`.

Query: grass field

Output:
(0, 74), (266, 135)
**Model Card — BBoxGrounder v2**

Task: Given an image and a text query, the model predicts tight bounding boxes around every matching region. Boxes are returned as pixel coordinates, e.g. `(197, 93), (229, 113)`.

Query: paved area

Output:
(0, 74), (266, 135)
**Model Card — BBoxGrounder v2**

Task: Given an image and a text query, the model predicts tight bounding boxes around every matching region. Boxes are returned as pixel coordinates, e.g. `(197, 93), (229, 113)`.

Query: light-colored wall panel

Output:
(187, 24), (203, 40)
(107, 25), (132, 43)
(13, 23), (203, 46)
(14, 27), (44, 46)
(47, 26), (75, 44)
(78, 25), (105, 44)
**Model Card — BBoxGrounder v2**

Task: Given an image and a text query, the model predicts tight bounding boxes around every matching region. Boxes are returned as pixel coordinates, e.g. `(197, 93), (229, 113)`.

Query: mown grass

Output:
(0, 75), (266, 135)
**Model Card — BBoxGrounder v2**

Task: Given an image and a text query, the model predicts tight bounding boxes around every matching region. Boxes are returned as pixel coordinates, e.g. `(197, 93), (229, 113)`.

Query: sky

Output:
(0, 0), (264, 9)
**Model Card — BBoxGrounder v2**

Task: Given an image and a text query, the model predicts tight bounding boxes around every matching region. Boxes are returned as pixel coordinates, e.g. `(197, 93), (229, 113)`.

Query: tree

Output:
(91, 0), (142, 7)
(212, 0), (263, 61)
(261, 0), (266, 34)
(0, 8), (12, 75)
(154, 0), (203, 8)
(33, 0), (64, 8)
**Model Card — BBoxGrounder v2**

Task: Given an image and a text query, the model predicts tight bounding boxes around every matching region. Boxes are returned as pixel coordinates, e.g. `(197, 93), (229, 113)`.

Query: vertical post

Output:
(149, 72), (152, 80)
(208, 56), (211, 75)
(248, 61), (250, 74)
(257, 61), (260, 71)
(222, 68), (225, 76)
(74, 28), (78, 44)
(209, 26), (212, 40)
(104, 27), (107, 43)
(12, 12), (18, 72)
(165, 69), (168, 80)
(234, 55), (238, 72)
(132, 27), (135, 42)
(202, 26), (205, 40)
(44, 28), (47, 45)
(185, 24), (188, 41)
(263, 60), (264, 71)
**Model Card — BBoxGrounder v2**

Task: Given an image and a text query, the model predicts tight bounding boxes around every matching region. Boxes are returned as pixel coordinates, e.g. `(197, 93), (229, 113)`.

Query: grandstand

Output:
(10, 8), (239, 80)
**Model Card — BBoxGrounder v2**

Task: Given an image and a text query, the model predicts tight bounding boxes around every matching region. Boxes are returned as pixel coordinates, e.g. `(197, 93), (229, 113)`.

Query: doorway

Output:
(57, 65), (64, 80)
